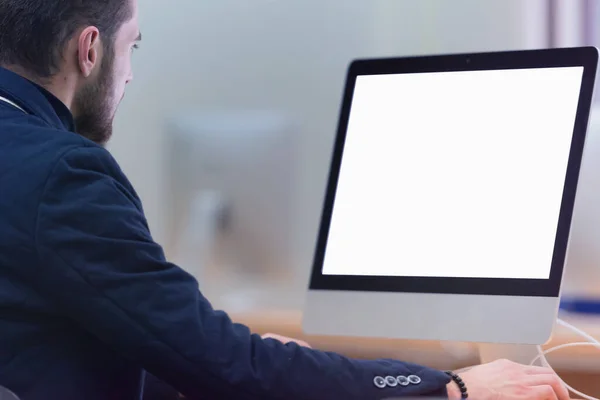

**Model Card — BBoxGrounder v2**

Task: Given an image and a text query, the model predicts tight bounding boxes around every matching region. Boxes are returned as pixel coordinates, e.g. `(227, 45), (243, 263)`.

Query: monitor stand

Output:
(477, 343), (541, 366)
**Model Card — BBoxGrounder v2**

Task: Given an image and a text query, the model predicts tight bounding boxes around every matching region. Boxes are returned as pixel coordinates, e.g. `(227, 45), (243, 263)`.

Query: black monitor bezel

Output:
(308, 47), (598, 297)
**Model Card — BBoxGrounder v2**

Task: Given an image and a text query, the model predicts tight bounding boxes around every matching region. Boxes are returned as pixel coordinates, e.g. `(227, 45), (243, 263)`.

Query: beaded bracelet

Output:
(445, 371), (468, 399)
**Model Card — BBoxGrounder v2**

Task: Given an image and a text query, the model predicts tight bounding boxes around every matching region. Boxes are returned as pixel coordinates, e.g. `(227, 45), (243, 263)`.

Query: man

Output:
(0, 1), (571, 399)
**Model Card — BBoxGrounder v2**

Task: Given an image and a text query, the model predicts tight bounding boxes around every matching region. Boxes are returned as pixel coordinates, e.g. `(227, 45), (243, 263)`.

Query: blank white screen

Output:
(322, 67), (584, 279)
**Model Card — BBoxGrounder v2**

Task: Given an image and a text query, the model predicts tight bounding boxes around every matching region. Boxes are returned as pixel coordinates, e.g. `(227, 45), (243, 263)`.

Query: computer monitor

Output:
(302, 47), (598, 345)
(164, 110), (302, 311)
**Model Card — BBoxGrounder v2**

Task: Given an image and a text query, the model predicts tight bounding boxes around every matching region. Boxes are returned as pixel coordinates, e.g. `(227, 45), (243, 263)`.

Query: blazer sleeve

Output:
(34, 145), (452, 400)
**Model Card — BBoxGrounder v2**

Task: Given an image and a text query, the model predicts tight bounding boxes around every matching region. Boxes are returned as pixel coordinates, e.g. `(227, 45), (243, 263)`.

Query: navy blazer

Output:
(0, 67), (452, 400)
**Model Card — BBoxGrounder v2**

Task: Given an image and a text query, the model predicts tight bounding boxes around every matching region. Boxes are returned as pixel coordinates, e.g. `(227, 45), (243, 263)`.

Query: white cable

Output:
(533, 343), (598, 400)
(557, 318), (600, 344)
(529, 317), (600, 400)
(531, 341), (600, 366)
(451, 318), (599, 399)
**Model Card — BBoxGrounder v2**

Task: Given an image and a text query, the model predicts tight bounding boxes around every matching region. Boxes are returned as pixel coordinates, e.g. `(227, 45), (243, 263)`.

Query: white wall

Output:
(108, 0), (549, 284)
(371, 0), (548, 55)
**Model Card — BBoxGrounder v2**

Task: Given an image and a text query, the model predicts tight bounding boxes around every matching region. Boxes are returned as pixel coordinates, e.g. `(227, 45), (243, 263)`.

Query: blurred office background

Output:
(107, 0), (600, 313)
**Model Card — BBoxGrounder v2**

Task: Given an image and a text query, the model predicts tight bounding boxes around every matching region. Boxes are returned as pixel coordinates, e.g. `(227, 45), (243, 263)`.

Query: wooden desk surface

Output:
(197, 273), (600, 398)
(230, 309), (600, 370)
(229, 308), (600, 398)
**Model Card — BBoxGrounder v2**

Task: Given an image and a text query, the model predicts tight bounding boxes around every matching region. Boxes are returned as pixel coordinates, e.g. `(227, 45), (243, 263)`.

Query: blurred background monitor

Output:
(164, 110), (304, 311)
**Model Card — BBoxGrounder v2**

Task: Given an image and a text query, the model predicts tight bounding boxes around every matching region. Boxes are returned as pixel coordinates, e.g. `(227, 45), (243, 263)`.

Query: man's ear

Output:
(77, 27), (101, 78)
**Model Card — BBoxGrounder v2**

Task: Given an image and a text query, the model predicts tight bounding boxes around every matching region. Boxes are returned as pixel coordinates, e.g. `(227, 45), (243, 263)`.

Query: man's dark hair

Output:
(0, 0), (132, 79)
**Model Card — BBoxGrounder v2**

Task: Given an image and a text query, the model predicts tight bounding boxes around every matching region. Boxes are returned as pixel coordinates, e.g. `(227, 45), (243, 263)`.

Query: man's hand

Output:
(261, 333), (312, 348)
(448, 359), (570, 400)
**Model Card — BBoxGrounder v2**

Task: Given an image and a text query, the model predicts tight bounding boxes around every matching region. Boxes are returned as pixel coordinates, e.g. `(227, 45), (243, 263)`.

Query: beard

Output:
(72, 46), (117, 146)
